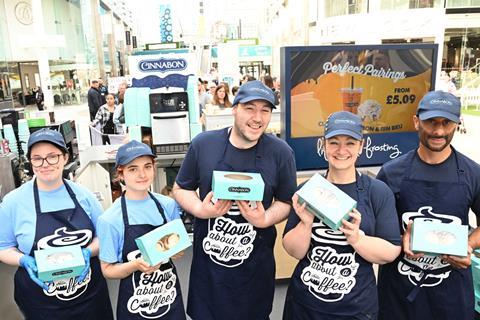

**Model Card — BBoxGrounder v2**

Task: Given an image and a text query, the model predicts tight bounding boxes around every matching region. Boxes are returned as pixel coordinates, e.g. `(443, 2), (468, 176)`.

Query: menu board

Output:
(281, 44), (438, 170)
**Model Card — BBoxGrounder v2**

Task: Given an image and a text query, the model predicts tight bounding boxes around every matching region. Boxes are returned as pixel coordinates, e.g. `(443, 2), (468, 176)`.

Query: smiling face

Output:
(231, 99), (272, 148)
(414, 115), (456, 153)
(324, 135), (363, 172)
(118, 156), (155, 196)
(30, 142), (68, 189)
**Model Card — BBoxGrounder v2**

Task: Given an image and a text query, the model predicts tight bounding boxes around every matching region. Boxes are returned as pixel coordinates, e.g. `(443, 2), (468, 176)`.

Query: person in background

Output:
(272, 76), (280, 92)
(262, 75), (280, 106)
(91, 93), (117, 134)
(437, 71), (457, 95)
(115, 82), (128, 105)
(113, 82), (128, 133)
(0, 128), (113, 319)
(88, 80), (102, 121)
(282, 111), (401, 319)
(97, 140), (186, 319)
(35, 86), (44, 111)
(211, 83), (232, 108)
(207, 81), (217, 98)
(241, 75), (256, 85)
(173, 80), (297, 319)
(231, 86), (239, 97)
(377, 91), (480, 320)
(220, 81), (231, 101)
(98, 78), (108, 105)
(198, 78), (211, 112)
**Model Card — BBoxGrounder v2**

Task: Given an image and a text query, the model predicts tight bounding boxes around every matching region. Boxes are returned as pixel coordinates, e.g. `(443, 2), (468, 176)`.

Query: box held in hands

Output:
(135, 219), (192, 266)
(411, 219), (468, 257)
(296, 173), (357, 230)
(212, 170), (265, 201)
(34, 245), (85, 282)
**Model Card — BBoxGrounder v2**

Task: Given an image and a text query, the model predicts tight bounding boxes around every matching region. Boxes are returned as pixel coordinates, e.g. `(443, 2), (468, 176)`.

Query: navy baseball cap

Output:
(232, 80), (276, 108)
(115, 140), (155, 168)
(27, 128), (67, 156)
(324, 111), (363, 140)
(417, 90), (461, 123)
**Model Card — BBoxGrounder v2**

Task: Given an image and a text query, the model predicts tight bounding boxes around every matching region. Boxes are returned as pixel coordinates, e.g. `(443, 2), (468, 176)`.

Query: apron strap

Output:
(33, 179), (80, 216)
(148, 192), (168, 224)
(63, 179), (82, 208)
(401, 257), (452, 302)
(406, 271), (428, 302)
(121, 191), (129, 227)
(33, 179), (42, 215)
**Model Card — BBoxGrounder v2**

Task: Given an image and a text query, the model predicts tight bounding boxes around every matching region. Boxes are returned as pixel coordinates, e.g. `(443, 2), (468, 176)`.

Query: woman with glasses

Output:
(282, 111), (401, 320)
(96, 140), (186, 319)
(0, 128), (113, 319)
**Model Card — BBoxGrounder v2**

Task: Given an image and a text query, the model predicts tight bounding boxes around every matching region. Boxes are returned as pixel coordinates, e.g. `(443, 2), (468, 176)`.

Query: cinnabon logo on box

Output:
(228, 186), (251, 193)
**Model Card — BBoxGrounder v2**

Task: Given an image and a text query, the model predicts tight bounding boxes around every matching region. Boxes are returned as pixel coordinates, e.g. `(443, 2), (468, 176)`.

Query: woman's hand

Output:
(133, 258), (161, 274)
(19, 255), (49, 291)
(339, 209), (363, 246)
(292, 194), (314, 227)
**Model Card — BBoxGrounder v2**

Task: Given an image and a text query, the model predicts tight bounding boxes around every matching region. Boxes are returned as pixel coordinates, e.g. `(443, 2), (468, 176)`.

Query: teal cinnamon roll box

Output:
(135, 219), (192, 266)
(212, 170), (265, 201)
(34, 245), (85, 282)
(411, 219), (468, 257)
(296, 173), (357, 231)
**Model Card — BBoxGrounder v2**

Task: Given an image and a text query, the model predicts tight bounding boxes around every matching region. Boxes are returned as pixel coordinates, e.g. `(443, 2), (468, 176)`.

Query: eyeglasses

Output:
(30, 154), (63, 167)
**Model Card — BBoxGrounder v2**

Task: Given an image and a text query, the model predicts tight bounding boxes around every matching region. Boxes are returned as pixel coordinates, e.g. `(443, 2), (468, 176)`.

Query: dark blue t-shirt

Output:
(377, 148), (480, 219)
(283, 173), (400, 317)
(176, 127), (297, 319)
(176, 127), (296, 204)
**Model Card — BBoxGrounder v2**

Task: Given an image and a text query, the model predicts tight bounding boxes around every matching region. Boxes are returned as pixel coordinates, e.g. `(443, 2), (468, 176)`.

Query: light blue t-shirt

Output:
(97, 193), (181, 264)
(0, 179), (104, 254)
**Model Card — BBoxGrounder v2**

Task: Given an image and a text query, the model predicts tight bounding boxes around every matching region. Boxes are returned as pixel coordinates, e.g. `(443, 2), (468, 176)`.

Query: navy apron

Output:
(284, 173), (378, 320)
(378, 150), (474, 320)
(187, 130), (276, 320)
(116, 192), (186, 319)
(14, 179), (113, 320)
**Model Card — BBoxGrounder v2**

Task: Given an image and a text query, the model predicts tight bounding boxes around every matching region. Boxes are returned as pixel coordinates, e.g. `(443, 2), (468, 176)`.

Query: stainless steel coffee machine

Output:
(150, 92), (190, 155)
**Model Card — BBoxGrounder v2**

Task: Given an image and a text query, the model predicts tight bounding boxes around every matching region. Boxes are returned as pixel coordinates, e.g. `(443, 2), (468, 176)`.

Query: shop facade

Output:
(264, 0), (480, 92)
(0, 0), (133, 110)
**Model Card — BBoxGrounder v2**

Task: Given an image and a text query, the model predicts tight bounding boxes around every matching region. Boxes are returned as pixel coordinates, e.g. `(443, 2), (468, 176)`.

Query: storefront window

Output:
(99, 5), (112, 75)
(381, 0), (443, 9)
(324, 0), (368, 17)
(444, 28), (480, 91)
(41, 0), (99, 106)
(446, 0), (480, 7)
(0, 0), (14, 109)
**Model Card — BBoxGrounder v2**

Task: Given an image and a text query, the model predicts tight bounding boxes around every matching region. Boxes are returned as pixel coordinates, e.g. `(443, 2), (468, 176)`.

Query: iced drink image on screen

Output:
(341, 76), (363, 114)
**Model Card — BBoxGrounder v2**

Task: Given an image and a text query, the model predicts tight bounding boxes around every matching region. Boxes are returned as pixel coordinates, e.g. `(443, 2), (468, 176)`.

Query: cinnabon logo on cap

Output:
(126, 145), (146, 152)
(333, 119), (356, 125)
(429, 98), (453, 106)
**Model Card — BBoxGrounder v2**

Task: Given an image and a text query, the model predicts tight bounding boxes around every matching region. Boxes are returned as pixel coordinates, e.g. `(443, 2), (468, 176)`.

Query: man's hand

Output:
(402, 221), (425, 259)
(441, 245), (473, 269)
(196, 191), (232, 218)
(236, 200), (268, 228)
